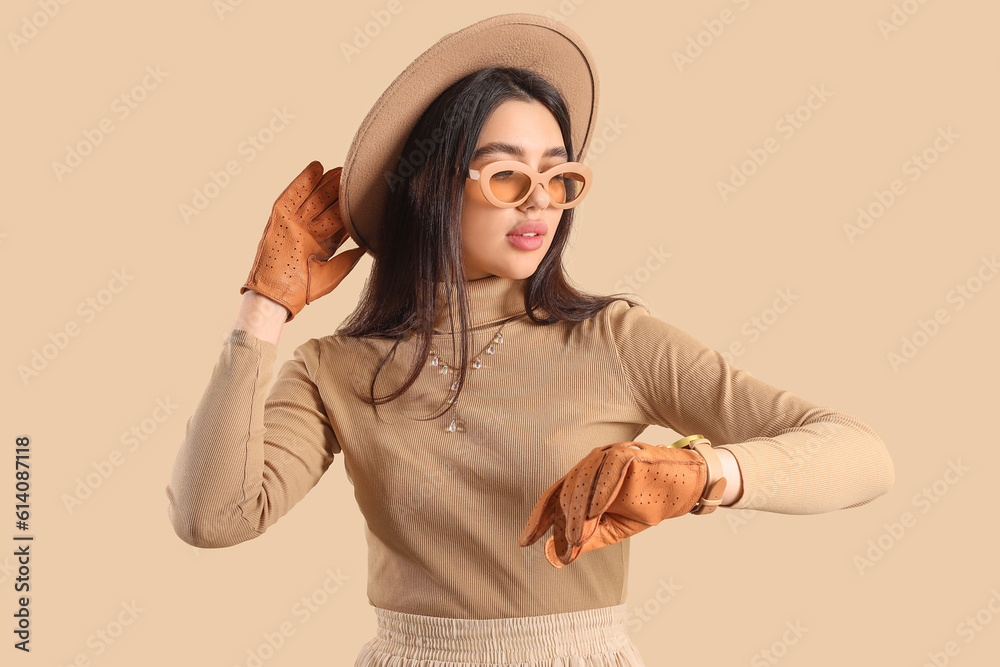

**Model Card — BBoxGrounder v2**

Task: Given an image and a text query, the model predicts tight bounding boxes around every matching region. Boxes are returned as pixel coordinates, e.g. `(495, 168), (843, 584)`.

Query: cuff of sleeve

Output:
(715, 444), (755, 511)
(226, 328), (279, 365)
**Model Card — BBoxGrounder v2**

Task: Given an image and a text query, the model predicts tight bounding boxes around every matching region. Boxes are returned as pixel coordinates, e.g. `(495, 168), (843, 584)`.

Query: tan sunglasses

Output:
(467, 160), (593, 209)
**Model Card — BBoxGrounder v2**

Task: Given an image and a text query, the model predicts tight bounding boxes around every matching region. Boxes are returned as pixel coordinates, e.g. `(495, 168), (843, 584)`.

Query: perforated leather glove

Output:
(518, 442), (708, 567)
(241, 161), (366, 321)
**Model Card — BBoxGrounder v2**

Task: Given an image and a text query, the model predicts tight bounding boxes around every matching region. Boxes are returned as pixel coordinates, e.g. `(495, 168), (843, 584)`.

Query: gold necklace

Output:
(427, 315), (521, 432)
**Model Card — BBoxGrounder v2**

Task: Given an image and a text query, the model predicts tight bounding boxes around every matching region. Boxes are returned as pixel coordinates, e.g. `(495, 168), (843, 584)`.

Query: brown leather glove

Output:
(241, 161), (366, 321)
(518, 442), (708, 568)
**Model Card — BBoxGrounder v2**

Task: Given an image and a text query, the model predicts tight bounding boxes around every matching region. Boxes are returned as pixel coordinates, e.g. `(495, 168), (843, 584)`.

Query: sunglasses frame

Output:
(467, 159), (593, 209)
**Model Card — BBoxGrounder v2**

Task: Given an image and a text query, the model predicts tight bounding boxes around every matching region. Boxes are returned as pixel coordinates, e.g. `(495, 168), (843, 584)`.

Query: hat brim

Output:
(340, 13), (599, 255)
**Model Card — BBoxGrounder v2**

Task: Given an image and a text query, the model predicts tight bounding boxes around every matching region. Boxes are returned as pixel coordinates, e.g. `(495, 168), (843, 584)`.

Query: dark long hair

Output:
(336, 67), (641, 422)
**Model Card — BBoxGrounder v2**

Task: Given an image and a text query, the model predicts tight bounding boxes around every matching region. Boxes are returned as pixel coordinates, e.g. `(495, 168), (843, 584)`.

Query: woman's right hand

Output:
(240, 160), (367, 322)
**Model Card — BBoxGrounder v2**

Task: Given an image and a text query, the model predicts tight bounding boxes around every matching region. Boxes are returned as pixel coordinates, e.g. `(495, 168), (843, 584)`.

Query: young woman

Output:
(166, 15), (894, 666)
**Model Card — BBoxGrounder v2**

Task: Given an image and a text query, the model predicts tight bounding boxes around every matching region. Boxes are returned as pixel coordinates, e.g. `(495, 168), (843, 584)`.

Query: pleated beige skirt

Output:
(354, 603), (645, 666)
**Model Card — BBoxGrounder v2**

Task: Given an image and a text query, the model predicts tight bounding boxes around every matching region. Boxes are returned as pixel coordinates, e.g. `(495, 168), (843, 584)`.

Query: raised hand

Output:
(241, 161), (366, 321)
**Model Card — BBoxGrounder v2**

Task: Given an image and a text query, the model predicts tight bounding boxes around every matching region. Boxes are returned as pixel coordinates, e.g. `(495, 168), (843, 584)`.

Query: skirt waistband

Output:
(359, 603), (640, 664)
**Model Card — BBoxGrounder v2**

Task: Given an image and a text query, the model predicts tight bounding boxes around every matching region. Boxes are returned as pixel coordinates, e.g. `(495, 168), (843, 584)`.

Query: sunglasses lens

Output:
(550, 171), (587, 205)
(488, 170), (533, 204)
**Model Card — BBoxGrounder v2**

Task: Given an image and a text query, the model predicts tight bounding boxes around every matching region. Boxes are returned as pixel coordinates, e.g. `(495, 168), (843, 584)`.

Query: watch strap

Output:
(668, 435), (727, 515)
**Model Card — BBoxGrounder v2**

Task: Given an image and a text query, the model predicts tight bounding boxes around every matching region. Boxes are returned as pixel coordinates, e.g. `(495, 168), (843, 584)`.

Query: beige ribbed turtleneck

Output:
(429, 275), (533, 333)
(165, 275), (894, 619)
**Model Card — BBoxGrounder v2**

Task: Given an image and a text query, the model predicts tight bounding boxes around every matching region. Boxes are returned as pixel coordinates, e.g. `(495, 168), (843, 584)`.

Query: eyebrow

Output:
(471, 141), (569, 162)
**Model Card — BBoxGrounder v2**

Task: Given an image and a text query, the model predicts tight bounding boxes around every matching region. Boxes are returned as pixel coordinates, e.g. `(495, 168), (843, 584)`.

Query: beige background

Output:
(3, 0), (998, 665)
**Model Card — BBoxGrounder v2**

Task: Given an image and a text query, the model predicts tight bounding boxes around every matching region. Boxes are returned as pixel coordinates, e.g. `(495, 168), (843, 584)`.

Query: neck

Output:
(432, 275), (530, 333)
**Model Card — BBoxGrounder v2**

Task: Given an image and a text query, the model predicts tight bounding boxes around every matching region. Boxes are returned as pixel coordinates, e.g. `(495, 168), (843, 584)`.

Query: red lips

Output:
(507, 220), (548, 236)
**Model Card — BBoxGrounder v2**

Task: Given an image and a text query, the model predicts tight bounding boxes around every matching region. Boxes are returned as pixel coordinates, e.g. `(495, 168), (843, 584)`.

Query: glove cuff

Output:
(240, 281), (298, 322)
(669, 435), (727, 515)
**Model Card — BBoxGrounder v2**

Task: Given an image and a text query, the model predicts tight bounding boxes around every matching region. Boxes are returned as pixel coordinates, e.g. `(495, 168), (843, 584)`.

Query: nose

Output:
(519, 182), (552, 211)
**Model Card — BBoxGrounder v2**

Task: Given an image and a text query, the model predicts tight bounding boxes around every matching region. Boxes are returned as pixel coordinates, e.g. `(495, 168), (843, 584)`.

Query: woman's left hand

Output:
(518, 442), (708, 567)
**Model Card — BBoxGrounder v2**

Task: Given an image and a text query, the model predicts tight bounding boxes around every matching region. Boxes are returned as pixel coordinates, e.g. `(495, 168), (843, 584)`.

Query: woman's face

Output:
(460, 99), (567, 281)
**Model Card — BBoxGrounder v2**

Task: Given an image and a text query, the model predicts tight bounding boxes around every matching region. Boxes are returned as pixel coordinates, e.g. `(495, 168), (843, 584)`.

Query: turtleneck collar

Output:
(432, 275), (530, 333)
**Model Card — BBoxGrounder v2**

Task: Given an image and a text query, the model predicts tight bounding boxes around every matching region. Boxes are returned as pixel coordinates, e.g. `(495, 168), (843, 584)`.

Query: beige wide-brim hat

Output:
(339, 12), (600, 256)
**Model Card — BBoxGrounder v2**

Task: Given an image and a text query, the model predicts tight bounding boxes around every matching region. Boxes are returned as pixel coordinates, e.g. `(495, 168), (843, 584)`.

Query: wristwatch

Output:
(668, 434), (728, 515)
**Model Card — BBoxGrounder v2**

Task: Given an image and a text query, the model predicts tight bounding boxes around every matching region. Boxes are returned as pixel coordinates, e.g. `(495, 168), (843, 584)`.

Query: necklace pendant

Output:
(427, 318), (514, 434)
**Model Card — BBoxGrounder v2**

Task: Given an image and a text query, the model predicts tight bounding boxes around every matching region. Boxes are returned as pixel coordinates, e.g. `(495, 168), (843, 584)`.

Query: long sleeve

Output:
(606, 300), (894, 514)
(165, 328), (340, 547)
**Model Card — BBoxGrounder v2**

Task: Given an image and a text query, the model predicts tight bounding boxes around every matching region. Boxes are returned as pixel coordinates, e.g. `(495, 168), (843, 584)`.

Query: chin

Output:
(467, 247), (548, 280)
(493, 263), (542, 280)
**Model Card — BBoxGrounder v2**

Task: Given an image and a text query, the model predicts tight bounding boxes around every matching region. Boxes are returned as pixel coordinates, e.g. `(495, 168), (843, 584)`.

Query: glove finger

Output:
(305, 247), (366, 304)
(294, 173), (340, 227)
(587, 447), (643, 518)
(588, 457), (636, 520)
(560, 450), (610, 545)
(306, 174), (352, 253)
(551, 512), (581, 566)
(308, 205), (351, 255)
(543, 537), (566, 569)
(518, 477), (564, 547)
(297, 166), (340, 213)
(277, 161), (324, 213)
(317, 166), (342, 192)
(563, 514), (602, 559)
(310, 171), (343, 220)
(571, 516), (622, 559)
